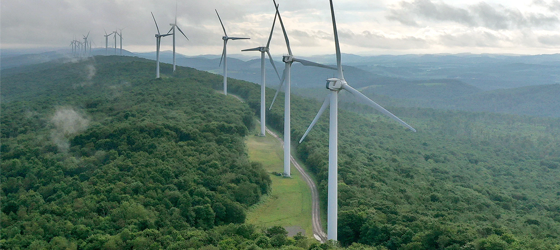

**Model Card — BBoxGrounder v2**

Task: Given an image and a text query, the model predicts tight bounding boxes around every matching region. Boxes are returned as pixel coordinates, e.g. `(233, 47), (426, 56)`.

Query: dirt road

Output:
(226, 90), (327, 242)
(264, 126), (328, 243)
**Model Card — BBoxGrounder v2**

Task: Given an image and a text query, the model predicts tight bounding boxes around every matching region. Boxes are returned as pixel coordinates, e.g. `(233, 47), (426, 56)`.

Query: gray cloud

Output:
(337, 30), (429, 50)
(538, 34), (560, 45)
(388, 0), (559, 30)
(533, 0), (560, 11)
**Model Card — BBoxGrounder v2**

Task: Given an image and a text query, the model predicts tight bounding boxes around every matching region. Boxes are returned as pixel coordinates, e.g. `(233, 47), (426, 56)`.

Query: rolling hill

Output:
(2, 54), (560, 249)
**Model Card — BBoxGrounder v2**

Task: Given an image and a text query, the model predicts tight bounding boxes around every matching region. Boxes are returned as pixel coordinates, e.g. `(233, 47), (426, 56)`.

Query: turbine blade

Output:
(343, 84), (416, 132)
(175, 0), (178, 25)
(167, 27), (173, 35)
(299, 93), (331, 143)
(215, 9), (228, 36)
(242, 47), (261, 52)
(229, 37), (250, 40)
(177, 26), (189, 40)
(267, 51), (281, 81)
(151, 12), (161, 34)
(272, 0), (292, 56)
(269, 66), (288, 110)
(104, 29), (108, 35)
(219, 44), (226, 67)
(266, 8), (278, 48)
(329, 0), (343, 79)
(295, 58), (337, 70)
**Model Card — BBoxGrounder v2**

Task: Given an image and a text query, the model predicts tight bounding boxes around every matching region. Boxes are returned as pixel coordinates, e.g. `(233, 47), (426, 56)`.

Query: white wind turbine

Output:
(298, 0), (417, 241)
(168, 3), (189, 72)
(215, 9), (250, 96)
(113, 29), (118, 55)
(83, 32), (90, 57)
(152, 12), (172, 79)
(70, 40), (76, 56)
(269, 0), (336, 177)
(118, 29), (123, 56)
(104, 30), (114, 55)
(118, 29), (124, 55)
(241, 6), (281, 137)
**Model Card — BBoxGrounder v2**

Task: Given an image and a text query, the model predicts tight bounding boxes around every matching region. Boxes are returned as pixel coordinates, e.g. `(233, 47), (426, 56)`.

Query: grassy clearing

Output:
(246, 129), (313, 237)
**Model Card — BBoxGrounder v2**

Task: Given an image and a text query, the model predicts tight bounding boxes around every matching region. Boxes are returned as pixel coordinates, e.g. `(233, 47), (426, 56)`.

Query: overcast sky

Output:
(2, 0), (560, 56)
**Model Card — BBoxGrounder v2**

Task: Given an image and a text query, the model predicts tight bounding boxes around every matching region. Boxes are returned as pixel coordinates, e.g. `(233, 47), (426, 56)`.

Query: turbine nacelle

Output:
(222, 36), (228, 41)
(282, 55), (294, 63)
(326, 78), (345, 91)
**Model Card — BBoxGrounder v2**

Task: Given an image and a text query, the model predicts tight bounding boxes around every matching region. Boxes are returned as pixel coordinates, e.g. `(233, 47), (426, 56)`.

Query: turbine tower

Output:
(168, 3), (189, 72)
(104, 30), (114, 55)
(152, 12), (172, 78)
(70, 40), (76, 56)
(83, 32), (90, 57)
(215, 9), (250, 95)
(299, 0), (416, 241)
(114, 29), (118, 55)
(118, 29), (123, 56)
(242, 6), (281, 137)
(269, 0), (336, 177)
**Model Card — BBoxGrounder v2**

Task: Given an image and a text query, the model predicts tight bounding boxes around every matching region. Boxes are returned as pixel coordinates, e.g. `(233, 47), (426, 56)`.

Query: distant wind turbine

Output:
(298, 0), (416, 241)
(269, 0), (336, 177)
(114, 29), (118, 55)
(83, 32), (90, 57)
(104, 30), (114, 55)
(242, 6), (281, 136)
(216, 9), (250, 95)
(118, 29), (124, 56)
(152, 12), (172, 78)
(168, 3), (189, 72)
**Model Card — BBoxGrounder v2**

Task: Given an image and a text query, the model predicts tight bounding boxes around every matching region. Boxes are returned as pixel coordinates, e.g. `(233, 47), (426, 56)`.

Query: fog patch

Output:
(108, 81), (131, 100)
(50, 107), (90, 152)
(74, 64), (97, 88)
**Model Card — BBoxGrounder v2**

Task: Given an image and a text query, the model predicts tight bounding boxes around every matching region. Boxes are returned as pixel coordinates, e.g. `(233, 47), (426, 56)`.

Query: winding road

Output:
(225, 91), (327, 242)
(264, 126), (327, 243)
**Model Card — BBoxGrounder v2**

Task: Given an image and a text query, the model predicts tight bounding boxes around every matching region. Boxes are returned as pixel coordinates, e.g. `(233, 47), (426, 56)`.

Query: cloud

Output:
(538, 34), (560, 45)
(50, 107), (90, 152)
(387, 0), (559, 30)
(338, 29), (429, 50)
(533, 0), (560, 11)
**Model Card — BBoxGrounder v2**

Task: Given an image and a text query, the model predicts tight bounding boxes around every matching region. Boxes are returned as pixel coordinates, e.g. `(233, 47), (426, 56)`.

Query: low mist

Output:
(49, 107), (90, 152)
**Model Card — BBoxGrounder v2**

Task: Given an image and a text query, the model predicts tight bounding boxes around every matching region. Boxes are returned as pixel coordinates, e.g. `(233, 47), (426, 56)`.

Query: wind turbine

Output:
(298, 0), (417, 241)
(241, 6), (281, 137)
(83, 32), (90, 57)
(114, 29), (118, 55)
(152, 12), (172, 79)
(269, 0), (336, 177)
(216, 9), (250, 95)
(70, 40), (76, 56)
(104, 30), (114, 55)
(168, 3), (189, 72)
(118, 29), (124, 56)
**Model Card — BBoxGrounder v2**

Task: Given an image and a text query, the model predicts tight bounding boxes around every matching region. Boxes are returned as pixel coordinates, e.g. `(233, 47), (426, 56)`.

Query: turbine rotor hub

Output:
(326, 78), (345, 91)
(282, 55), (294, 63)
(222, 36), (228, 40)
(259, 47), (268, 52)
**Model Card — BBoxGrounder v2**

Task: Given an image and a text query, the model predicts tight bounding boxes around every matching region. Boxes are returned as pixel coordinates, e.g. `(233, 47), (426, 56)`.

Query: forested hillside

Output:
(227, 76), (560, 249)
(1, 57), (273, 249)
(2, 56), (560, 250)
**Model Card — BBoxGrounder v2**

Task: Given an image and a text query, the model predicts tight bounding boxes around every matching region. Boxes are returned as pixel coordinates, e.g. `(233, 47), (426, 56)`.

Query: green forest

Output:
(2, 56), (560, 250)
